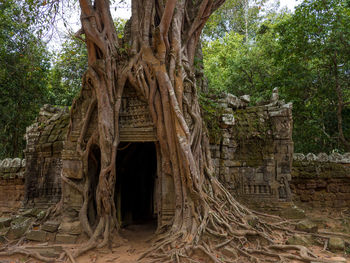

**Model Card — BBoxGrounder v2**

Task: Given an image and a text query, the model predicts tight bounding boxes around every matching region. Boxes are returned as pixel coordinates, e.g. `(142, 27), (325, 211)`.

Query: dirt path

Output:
(76, 223), (155, 263)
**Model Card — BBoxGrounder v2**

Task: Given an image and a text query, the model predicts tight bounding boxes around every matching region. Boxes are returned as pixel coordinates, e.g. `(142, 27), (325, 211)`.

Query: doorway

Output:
(115, 142), (157, 227)
(87, 144), (101, 227)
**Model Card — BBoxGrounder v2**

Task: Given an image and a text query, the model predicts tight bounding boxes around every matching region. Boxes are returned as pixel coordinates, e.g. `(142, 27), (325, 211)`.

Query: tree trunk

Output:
(62, 0), (337, 262)
(333, 53), (350, 151)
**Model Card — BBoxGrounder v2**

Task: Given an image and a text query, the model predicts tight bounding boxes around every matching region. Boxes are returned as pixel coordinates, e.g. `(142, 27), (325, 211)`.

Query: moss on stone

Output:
(292, 161), (350, 179)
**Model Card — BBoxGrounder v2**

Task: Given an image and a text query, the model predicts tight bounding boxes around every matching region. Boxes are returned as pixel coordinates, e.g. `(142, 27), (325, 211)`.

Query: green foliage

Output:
(203, 26), (278, 104)
(199, 92), (224, 143)
(0, 0), (50, 158)
(275, 0), (350, 152)
(48, 37), (88, 106)
(47, 18), (127, 106)
(203, 0), (277, 41)
(203, 0), (350, 153)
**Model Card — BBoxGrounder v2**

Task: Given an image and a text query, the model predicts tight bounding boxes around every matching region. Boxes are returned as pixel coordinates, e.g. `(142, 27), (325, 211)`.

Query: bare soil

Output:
(1, 208), (350, 262)
(75, 222), (156, 263)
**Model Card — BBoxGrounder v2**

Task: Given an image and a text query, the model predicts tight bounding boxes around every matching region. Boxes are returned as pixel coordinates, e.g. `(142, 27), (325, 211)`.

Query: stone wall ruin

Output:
(24, 104), (69, 209)
(0, 158), (25, 214)
(0, 92), (295, 224)
(210, 93), (294, 208)
(291, 153), (350, 208)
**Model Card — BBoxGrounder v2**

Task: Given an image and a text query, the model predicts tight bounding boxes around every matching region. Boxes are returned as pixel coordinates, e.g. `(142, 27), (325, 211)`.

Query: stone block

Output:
(24, 245), (63, 258)
(63, 159), (83, 179)
(316, 180), (327, 188)
(53, 141), (64, 152)
(327, 184), (338, 193)
(7, 217), (32, 240)
(58, 221), (82, 235)
(296, 219), (318, 233)
(328, 237), (345, 252)
(306, 181), (316, 189)
(279, 206), (305, 219)
(42, 221), (60, 232)
(48, 134), (59, 143)
(55, 234), (77, 244)
(22, 208), (42, 217)
(287, 234), (311, 246)
(26, 230), (47, 242)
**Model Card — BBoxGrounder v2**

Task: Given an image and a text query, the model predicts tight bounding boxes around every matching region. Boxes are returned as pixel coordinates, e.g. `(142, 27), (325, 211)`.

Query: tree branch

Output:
(159, 0), (177, 38)
(79, 0), (93, 16)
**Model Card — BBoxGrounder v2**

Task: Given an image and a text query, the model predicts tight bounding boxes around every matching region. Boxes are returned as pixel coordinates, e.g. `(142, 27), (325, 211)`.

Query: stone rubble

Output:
(294, 152), (350, 164)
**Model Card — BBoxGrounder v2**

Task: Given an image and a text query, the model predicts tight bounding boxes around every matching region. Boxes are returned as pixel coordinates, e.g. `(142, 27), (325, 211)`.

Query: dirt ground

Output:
(75, 223), (155, 263)
(1, 207), (350, 263)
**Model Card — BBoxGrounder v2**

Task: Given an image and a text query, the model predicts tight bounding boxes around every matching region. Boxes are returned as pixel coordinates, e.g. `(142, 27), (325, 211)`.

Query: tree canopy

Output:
(203, 0), (350, 153)
(0, 0), (50, 158)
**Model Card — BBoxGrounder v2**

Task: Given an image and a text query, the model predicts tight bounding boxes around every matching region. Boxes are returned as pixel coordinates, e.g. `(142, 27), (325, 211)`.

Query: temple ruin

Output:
(1, 89), (350, 245)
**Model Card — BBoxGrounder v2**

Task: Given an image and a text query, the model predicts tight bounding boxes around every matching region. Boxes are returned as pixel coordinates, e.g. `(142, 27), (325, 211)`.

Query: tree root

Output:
(0, 247), (60, 262)
(133, 178), (346, 263)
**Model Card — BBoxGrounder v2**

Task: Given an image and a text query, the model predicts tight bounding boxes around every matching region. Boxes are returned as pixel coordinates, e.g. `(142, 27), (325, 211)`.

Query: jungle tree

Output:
(1, 0), (345, 262)
(0, 0), (50, 158)
(59, 0), (342, 262)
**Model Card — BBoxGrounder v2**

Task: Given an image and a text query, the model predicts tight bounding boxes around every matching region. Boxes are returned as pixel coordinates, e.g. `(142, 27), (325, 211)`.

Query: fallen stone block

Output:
(26, 230), (47, 242)
(55, 234), (77, 244)
(6, 217), (32, 240)
(296, 219), (318, 233)
(24, 245), (63, 258)
(58, 221), (82, 235)
(42, 221), (60, 233)
(286, 234), (311, 246)
(328, 237), (345, 252)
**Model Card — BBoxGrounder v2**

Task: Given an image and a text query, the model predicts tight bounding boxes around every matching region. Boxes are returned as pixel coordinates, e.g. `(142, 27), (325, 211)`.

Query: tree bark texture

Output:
(61, 0), (342, 262)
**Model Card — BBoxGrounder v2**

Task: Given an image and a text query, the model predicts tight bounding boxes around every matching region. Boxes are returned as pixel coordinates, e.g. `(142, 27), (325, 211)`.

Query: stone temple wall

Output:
(0, 158), (25, 214)
(291, 153), (350, 208)
(23, 105), (69, 209)
(0, 92), (295, 216)
(209, 93), (294, 207)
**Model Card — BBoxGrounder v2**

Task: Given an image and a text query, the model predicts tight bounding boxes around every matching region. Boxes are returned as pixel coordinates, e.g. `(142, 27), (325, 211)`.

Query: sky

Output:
(279, 0), (299, 10)
(48, 0), (299, 51)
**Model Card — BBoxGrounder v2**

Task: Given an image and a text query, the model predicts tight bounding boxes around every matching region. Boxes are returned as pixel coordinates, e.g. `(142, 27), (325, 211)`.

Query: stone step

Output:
(24, 245), (63, 258)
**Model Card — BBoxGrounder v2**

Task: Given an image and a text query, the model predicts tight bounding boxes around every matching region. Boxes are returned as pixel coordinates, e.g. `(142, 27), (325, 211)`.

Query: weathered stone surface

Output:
(328, 237), (345, 252)
(293, 153), (305, 161)
(286, 234), (311, 246)
(295, 219), (318, 233)
(291, 160), (350, 208)
(306, 153), (317, 161)
(329, 152), (343, 162)
(62, 159), (83, 179)
(24, 105), (67, 210)
(240, 95), (250, 104)
(58, 221), (82, 235)
(42, 221), (60, 233)
(0, 157), (25, 214)
(24, 245), (63, 258)
(7, 217), (32, 239)
(279, 206), (305, 219)
(3, 89), (294, 226)
(55, 234), (77, 244)
(221, 114), (235, 127)
(22, 208), (42, 217)
(26, 230), (47, 242)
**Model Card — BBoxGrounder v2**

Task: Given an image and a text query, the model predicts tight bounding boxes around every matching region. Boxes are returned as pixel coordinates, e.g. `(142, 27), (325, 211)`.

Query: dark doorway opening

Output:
(115, 142), (157, 227)
(87, 144), (101, 227)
